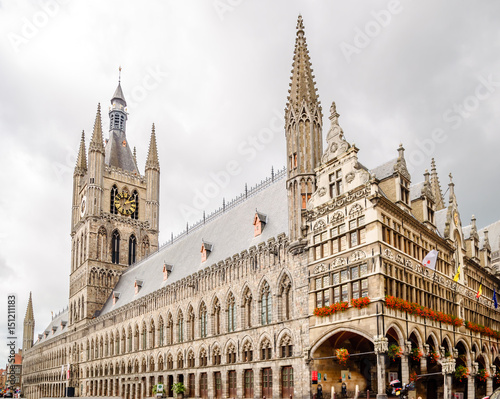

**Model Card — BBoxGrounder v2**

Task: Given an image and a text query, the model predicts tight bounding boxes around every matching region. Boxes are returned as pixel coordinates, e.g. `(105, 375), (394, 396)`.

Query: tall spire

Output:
(25, 291), (34, 320)
(89, 103), (104, 153)
(146, 123), (160, 171)
(430, 158), (445, 210)
(23, 292), (35, 350)
(285, 15), (321, 115)
(74, 131), (87, 174)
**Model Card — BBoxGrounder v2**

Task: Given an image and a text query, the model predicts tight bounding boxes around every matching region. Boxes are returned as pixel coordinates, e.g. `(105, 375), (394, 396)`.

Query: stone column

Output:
(467, 361), (478, 399)
(488, 366), (496, 396)
(374, 335), (389, 399)
(441, 358), (455, 399)
(401, 341), (412, 385)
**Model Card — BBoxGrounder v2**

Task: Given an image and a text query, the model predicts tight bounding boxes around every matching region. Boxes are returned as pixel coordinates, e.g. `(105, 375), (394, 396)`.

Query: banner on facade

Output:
(311, 371), (318, 384)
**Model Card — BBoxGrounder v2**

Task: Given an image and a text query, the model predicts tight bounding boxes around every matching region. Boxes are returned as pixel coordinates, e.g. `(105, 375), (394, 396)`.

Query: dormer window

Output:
(400, 179), (410, 204)
(52, 326), (57, 334)
(38, 334), (43, 341)
(112, 292), (121, 305)
(427, 203), (435, 224)
(163, 263), (173, 281)
(201, 241), (213, 263)
(253, 211), (268, 237)
(44, 331), (49, 338)
(134, 279), (143, 295)
(60, 321), (67, 329)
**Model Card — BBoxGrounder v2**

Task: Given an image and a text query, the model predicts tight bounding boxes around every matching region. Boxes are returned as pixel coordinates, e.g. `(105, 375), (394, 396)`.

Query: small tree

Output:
(172, 382), (186, 396)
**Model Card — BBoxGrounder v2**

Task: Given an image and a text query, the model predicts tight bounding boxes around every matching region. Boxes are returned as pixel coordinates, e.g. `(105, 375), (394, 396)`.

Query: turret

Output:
(87, 104), (105, 216)
(145, 124), (160, 232)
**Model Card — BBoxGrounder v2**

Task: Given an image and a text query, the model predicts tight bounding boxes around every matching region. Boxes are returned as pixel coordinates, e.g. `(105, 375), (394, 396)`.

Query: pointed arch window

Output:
(177, 312), (184, 343)
(131, 190), (139, 220)
(260, 282), (272, 325)
(97, 227), (107, 261)
(166, 314), (173, 345)
(111, 231), (120, 264)
(110, 185), (118, 214)
(227, 294), (236, 332)
(142, 236), (150, 257)
(128, 235), (137, 266)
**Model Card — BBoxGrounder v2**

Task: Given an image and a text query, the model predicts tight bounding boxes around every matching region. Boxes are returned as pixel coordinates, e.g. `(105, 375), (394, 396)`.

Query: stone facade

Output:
(21, 15), (500, 399)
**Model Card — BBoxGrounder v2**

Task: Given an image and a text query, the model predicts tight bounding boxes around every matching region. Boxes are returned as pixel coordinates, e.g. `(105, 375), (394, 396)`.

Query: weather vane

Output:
(119, 65), (122, 83)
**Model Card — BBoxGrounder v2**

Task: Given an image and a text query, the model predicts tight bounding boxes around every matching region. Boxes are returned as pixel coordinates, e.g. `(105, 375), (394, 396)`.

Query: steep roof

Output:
(100, 172), (288, 315)
(33, 309), (68, 346)
(104, 130), (139, 173)
(371, 158), (397, 181)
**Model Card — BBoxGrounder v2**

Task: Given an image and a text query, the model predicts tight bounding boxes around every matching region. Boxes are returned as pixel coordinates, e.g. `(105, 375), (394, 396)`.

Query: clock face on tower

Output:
(114, 191), (137, 216)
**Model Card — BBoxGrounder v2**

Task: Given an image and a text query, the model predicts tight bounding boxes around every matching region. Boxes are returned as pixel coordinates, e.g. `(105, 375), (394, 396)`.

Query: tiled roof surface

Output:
(99, 174), (288, 315)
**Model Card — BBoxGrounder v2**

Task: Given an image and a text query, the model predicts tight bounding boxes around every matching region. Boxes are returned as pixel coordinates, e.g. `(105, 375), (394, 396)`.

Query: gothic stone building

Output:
(22, 16), (500, 399)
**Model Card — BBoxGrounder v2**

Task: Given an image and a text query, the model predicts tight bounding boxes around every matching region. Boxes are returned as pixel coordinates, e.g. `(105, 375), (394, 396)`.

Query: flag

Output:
(422, 250), (439, 270)
(453, 264), (461, 282)
(494, 288), (498, 309)
(476, 284), (482, 299)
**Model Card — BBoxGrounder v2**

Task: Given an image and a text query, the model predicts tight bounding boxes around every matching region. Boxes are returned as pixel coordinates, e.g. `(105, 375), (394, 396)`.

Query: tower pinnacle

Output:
(74, 131), (87, 175)
(430, 158), (445, 210)
(285, 15), (321, 116)
(89, 104), (104, 153)
(146, 123), (160, 171)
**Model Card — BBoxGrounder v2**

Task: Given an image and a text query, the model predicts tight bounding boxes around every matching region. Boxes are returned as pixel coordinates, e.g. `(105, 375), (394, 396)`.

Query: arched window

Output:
(110, 185), (118, 214)
(199, 348), (208, 367)
(128, 235), (136, 266)
(97, 227), (107, 261)
(200, 303), (207, 338)
(260, 282), (272, 325)
(142, 236), (150, 257)
(131, 190), (139, 220)
(149, 319), (156, 348)
(227, 293), (236, 332)
(167, 314), (173, 345)
(177, 311), (184, 343)
(141, 323), (147, 350)
(111, 231), (120, 264)
(158, 317), (164, 346)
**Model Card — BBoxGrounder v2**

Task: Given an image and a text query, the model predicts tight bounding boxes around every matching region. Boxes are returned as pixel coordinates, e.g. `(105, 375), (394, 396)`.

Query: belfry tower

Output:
(285, 15), (323, 248)
(69, 77), (160, 326)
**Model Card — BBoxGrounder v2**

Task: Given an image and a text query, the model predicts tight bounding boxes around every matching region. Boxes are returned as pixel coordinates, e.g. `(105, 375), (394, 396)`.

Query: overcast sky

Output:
(1, 0), (499, 366)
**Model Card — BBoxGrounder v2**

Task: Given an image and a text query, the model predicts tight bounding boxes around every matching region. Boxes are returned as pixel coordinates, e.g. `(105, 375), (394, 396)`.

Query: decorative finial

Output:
(449, 173), (453, 184)
(118, 66), (122, 83)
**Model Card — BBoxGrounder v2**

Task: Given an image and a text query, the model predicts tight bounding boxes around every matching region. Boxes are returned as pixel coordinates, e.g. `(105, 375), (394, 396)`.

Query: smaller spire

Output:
(75, 131), (87, 174)
(145, 123), (160, 171)
(430, 158), (445, 210)
(25, 292), (34, 321)
(89, 104), (105, 153)
(448, 173), (455, 204)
